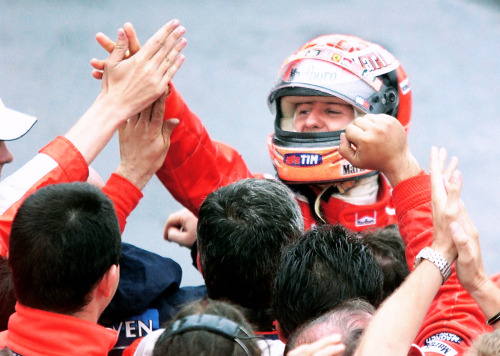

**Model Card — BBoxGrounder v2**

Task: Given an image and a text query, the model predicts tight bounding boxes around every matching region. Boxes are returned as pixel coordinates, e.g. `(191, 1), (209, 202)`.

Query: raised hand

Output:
(339, 114), (421, 186)
(115, 93), (179, 190)
(163, 208), (198, 248)
(101, 20), (187, 119)
(429, 146), (462, 266)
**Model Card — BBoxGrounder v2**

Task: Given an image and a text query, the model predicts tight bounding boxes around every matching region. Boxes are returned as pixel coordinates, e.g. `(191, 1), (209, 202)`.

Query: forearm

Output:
(63, 93), (128, 165)
(157, 84), (252, 215)
(382, 151), (422, 188)
(355, 261), (442, 356)
(468, 279), (500, 329)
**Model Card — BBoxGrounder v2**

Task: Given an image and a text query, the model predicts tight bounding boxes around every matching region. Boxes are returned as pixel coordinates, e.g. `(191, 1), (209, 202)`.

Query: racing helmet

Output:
(267, 34), (412, 184)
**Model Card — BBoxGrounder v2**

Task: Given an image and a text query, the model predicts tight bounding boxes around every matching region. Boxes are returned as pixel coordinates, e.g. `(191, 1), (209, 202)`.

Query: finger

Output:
(350, 115), (374, 131)
(151, 26), (186, 69)
(137, 103), (153, 127)
(443, 156), (458, 184)
(314, 344), (346, 356)
(91, 69), (103, 80)
(90, 58), (105, 71)
(443, 170), (463, 219)
(95, 32), (116, 54)
(149, 93), (167, 128)
(139, 19), (180, 61)
(107, 28), (129, 66)
(343, 121), (365, 146)
(157, 36), (188, 76)
(160, 54), (186, 89)
(450, 221), (472, 257)
(124, 22), (141, 56)
(165, 228), (187, 244)
(457, 201), (479, 242)
(339, 132), (357, 163)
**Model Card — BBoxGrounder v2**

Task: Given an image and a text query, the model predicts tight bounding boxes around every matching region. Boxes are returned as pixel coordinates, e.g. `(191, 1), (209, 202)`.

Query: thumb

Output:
(339, 132), (357, 164)
(107, 28), (129, 66)
(450, 221), (469, 254)
(163, 118), (180, 137)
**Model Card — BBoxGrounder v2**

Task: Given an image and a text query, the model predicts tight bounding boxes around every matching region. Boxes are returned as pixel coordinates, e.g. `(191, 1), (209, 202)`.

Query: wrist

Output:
(94, 92), (132, 125)
(415, 246), (454, 284)
(115, 163), (153, 191)
(383, 153), (421, 187)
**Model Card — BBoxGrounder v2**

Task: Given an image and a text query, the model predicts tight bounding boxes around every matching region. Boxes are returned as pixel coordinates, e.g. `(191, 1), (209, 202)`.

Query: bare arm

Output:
(354, 147), (461, 356)
(450, 207), (500, 329)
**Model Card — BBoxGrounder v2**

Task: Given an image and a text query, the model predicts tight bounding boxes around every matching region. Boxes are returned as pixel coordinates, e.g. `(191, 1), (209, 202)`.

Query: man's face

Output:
(0, 141), (14, 178)
(290, 96), (355, 133)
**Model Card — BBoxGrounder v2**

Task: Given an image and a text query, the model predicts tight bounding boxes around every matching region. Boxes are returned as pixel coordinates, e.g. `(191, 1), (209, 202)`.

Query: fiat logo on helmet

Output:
(284, 153), (322, 167)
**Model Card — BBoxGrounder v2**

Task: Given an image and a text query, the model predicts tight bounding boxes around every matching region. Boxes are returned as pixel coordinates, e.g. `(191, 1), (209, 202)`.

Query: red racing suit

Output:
(0, 136), (143, 257)
(158, 84), (498, 355)
(393, 172), (498, 355)
(0, 303), (117, 356)
(156, 83), (396, 231)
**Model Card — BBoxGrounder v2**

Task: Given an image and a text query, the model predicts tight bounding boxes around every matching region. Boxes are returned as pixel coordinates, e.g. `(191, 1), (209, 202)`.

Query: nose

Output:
(0, 141), (14, 168)
(303, 108), (324, 131)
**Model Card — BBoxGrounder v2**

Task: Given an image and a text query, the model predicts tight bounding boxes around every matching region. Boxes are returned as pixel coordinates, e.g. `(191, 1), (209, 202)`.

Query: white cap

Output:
(0, 98), (37, 141)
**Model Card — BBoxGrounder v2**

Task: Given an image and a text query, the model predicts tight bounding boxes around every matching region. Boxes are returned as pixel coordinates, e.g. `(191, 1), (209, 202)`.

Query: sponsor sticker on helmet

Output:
(341, 162), (365, 176)
(284, 153), (322, 167)
(399, 78), (411, 95)
(355, 96), (371, 110)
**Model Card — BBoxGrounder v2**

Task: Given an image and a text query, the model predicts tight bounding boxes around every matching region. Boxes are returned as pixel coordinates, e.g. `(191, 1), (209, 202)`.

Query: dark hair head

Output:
(197, 178), (303, 329)
(285, 299), (375, 356)
(0, 257), (15, 331)
(9, 182), (121, 315)
(273, 224), (383, 340)
(361, 224), (409, 300)
(153, 298), (261, 356)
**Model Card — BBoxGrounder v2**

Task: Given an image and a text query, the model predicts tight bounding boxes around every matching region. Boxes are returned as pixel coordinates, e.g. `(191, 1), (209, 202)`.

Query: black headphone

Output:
(159, 314), (258, 356)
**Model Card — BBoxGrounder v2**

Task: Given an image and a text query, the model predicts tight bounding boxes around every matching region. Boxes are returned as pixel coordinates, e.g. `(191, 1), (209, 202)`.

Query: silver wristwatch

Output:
(414, 247), (452, 283)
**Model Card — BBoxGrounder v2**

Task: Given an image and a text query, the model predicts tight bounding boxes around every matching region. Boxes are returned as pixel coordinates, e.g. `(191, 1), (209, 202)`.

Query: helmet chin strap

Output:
(313, 175), (379, 223)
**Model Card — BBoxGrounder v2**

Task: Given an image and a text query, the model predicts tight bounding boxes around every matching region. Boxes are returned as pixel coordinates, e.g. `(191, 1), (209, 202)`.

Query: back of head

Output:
(465, 329), (500, 356)
(0, 257), (15, 331)
(9, 182), (121, 315)
(197, 178), (304, 329)
(273, 224), (383, 340)
(285, 299), (375, 356)
(153, 298), (261, 356)
(361, 224), (409, 300)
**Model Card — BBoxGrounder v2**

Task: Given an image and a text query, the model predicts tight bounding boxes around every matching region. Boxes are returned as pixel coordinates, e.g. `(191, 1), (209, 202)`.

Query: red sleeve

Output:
(0, 136), (88, 256)
(122, 337), (142, 356)
(392, 172), (493, 353)
(392, 171), (432, 268)
(101, 173), (143, 233)
(156, 83), (253, 216)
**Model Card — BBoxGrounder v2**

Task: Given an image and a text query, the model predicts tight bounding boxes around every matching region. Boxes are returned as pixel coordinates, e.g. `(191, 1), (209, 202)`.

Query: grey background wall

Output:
(1, 0), (499, 286)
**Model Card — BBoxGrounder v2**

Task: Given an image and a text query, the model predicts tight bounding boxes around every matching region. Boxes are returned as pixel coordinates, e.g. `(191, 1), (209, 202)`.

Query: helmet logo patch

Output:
(287, 65), (337, 84)
(358, 52), (388, 72)
(341, 163), (366, 176)
(284, 153), (322, 167)
(399, 78), (411, 95)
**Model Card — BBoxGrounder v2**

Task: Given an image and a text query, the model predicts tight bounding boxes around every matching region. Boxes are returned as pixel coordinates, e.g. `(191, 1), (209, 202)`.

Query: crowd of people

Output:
(0, 17), (499, 356)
